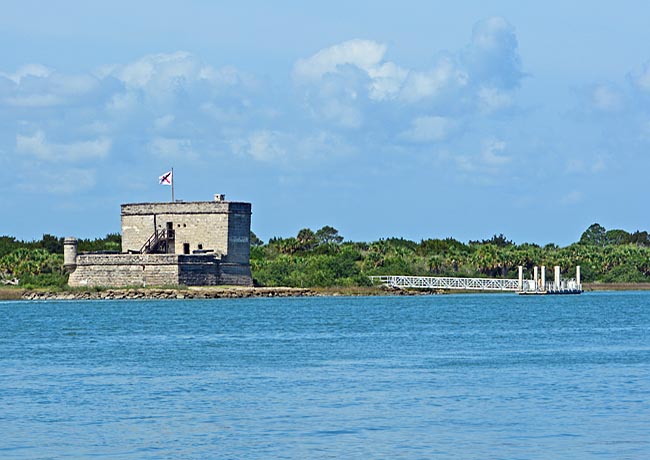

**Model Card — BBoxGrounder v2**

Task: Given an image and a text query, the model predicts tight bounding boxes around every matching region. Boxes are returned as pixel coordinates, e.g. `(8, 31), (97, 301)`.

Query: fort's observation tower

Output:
(66, 194), (253, 287)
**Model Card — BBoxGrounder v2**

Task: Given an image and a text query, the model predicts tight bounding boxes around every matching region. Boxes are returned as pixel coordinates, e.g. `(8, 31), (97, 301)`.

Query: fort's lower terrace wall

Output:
(68, 253), (252, 287)
(219, 262), (254, 286)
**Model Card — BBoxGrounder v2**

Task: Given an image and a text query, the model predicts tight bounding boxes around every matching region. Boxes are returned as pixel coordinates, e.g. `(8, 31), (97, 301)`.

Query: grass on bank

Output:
(0, 287), (25, 300)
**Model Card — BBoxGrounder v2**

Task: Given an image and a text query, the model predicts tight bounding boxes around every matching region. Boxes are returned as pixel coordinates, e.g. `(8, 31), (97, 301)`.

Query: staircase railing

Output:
(140, 228), (175, 254)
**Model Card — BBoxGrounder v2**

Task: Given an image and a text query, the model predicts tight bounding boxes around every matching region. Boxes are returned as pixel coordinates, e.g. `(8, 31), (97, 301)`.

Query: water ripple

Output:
(1, 292), (650, 458)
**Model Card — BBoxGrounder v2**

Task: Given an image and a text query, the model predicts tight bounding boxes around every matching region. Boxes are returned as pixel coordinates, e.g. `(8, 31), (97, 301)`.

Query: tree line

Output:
(251, 223), (650, 287)
(3, 224), (650, 288)
(0, 234), (120, 288)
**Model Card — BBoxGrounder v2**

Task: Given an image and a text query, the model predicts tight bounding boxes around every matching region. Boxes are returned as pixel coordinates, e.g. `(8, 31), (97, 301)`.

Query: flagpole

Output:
(171, 167), (175, 202)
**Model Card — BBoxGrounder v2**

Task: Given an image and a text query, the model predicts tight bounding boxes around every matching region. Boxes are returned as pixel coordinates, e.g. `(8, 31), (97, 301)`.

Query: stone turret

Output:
(63, 237), (78, 272)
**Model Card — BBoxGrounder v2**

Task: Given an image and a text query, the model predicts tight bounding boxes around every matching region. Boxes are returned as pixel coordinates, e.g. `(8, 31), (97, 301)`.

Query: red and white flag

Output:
(159, 170), (173, 185)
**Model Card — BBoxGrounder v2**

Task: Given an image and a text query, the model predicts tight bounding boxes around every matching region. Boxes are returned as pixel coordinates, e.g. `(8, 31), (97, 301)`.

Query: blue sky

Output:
(2, 0), (650, 245)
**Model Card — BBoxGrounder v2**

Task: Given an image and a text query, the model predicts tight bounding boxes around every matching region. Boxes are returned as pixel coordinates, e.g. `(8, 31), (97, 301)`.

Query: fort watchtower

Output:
(67, 194), (253, 287)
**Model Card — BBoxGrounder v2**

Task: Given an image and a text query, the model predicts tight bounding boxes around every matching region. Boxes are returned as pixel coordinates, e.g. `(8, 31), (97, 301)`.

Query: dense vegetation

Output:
(3, 223), (650, 288)
(251, 223), (650, 287)
(0, 234), (120, 288)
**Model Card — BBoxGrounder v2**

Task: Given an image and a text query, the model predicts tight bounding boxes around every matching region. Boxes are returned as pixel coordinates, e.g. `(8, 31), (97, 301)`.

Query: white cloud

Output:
(293, 39), (407, 102)
(481, 139), (510, 166)
(6, 93), (65, 108)
(106, 91), (139, 113)
(0, 64), (52, 83)
(232, 129), (354, 163)
(293, 131), (355, 159)
(591, 85), (623, 112)
(0, 18), (529, 198)
(293, 39), (388, 81)
(436, 139), (510, 182)
(293, 16), (523, 127)
(294, 61), (370, 128)
(367, 61), (409, 100)
(233, 130), (287, 162)
(477, 86), (514, 113)
(154, 114), (175, 130)
(49, 73), (99, 96)
(114, 51), (200, 89)
(108, 52), (254, 95)
(470, 17), (514, 51)
(401, 116), (457, 142)
(16, 131), (110, 162)
(200, 102), (247, 124)
(464, 17), (524, 89)
(399, 57), (468, 103)
(149, 137), (196, 159)
(293, 18), (523, 102)
(94, 52), (260, 124)
(2, 70), (101, 108)
(629, 61), (650, 93)
(319, 98), (363, 129)
(18, 167), (96, 194)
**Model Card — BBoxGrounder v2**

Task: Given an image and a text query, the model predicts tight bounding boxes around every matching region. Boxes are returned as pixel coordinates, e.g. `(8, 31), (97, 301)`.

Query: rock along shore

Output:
(17, 285), (424, 301)
(21, 287), (318, 301)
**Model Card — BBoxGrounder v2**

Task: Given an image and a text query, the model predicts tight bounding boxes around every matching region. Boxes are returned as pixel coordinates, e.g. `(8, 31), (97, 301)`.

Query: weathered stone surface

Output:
(68, 196), (253, 287)
(63, 237), (78, 272)
(68, 253), (252, 288)
(121, 200), (251, 262)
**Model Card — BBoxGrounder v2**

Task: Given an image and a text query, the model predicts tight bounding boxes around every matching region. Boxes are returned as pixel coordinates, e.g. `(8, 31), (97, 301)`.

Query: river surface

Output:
(1, 292), (649, 459)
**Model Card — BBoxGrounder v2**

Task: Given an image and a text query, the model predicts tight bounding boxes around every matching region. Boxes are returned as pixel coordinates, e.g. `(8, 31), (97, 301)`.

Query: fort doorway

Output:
(183, 243), (190, 254)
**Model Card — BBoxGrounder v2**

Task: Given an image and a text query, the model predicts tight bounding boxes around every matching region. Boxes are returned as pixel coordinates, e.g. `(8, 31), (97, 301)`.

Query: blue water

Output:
(1, 292), (649, 459)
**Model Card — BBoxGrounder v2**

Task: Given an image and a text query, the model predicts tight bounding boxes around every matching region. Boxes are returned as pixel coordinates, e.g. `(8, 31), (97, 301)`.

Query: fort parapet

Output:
(67, 194), (253, 287)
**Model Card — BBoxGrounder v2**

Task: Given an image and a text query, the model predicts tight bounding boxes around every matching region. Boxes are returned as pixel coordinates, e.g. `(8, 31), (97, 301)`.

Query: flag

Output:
(159, 170), (173, 185)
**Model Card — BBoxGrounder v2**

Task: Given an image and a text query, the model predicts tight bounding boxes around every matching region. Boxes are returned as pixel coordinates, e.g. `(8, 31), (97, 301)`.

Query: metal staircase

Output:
(140, 228), (175, 254)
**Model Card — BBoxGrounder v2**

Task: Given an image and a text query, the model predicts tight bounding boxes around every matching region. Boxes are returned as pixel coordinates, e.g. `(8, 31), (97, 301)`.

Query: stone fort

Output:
(65, 194), (253, 287)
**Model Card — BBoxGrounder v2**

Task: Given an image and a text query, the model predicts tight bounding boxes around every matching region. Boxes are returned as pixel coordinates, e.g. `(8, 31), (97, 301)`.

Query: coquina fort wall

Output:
(66, 194), (253, 287)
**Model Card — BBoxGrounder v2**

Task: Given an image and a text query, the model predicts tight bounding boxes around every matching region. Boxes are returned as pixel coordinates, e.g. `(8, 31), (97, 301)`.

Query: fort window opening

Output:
(198, 244), (203, 250)
(183, 243), (190, 254)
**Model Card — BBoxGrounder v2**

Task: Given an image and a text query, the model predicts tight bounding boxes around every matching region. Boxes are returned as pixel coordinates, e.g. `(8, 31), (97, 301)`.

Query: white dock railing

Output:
(369, 275), (521, 291)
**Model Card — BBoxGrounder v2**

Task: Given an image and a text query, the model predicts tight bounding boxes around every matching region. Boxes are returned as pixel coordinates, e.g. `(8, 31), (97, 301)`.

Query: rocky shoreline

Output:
(19, 287), (318, 301)
(11, 285), (424, 301)
(0, 286), (433, 300)
(6, 283), (650, 301)
(4, 282), (650, 301)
